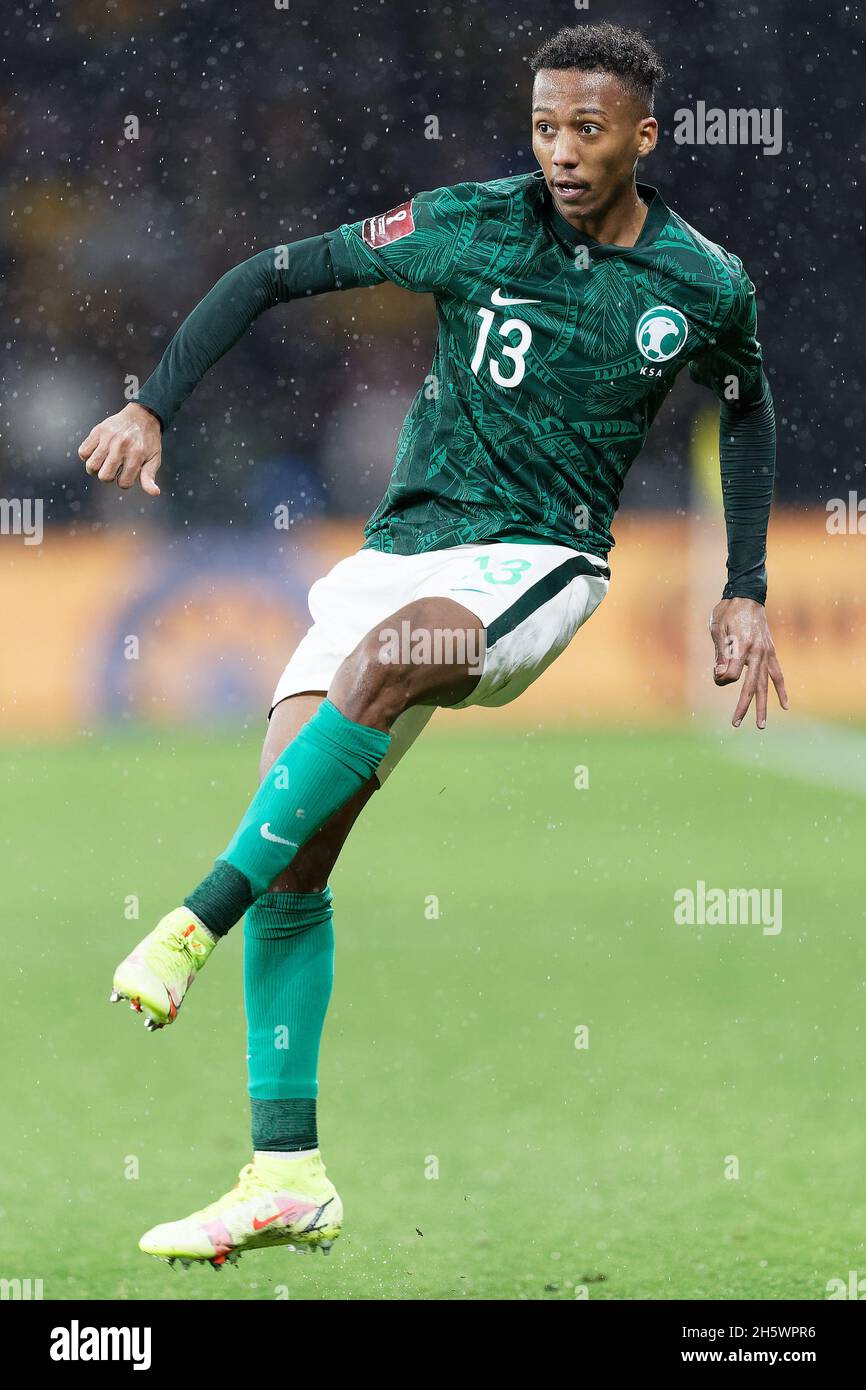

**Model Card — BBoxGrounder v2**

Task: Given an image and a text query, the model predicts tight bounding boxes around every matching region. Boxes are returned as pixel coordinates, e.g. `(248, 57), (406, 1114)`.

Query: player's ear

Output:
(637, 116), (658, 157)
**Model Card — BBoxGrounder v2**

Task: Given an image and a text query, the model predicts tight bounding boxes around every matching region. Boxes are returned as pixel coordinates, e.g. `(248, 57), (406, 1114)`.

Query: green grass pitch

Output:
(1, 725), (863, 1300)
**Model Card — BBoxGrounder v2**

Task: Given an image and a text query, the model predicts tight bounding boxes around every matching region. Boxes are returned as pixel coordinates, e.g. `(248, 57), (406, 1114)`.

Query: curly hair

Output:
(530, 22), (665, 114)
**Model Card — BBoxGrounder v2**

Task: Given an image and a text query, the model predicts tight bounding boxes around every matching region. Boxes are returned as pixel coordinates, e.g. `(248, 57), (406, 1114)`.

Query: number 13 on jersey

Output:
(470, 289), (539, 389)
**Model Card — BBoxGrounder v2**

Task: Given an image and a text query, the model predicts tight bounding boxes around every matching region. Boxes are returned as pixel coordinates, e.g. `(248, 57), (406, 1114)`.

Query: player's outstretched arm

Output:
(79, 187), (471, 495)
(78, 234), (382, 496)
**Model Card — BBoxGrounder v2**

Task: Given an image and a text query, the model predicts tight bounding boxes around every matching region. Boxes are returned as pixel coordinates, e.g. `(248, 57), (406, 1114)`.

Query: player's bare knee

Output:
(332, 598), (484, 726)
(332, 635), (415, 727)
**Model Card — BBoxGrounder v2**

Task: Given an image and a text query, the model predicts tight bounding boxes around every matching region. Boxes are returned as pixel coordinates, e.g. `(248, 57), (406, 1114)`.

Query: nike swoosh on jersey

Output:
(490, 287), (542, 306)
(260, 823), (299, 848)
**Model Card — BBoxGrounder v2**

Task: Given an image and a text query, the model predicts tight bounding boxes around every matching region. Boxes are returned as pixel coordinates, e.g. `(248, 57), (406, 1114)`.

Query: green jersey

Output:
(323, 172), (768, 565)
(137, 169), (774, 601)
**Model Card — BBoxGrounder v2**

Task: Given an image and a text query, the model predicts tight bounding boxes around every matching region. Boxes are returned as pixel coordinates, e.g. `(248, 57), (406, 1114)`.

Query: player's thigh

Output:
(330, 596), (486, 723)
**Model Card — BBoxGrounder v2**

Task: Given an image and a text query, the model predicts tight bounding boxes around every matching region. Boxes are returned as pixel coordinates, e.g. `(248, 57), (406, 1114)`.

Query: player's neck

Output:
(562, 183), (649, 249)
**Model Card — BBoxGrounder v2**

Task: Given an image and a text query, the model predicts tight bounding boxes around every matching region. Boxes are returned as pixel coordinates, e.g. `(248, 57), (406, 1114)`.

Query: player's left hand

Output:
(709, 597), (788, 729)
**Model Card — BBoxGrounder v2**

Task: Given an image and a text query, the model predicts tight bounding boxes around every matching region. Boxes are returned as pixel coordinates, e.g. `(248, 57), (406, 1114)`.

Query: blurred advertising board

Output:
(0, 514), (862, 732)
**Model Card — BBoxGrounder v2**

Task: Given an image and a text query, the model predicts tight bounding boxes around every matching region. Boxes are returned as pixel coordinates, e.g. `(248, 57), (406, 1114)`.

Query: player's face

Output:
(531, 68), (657, 226)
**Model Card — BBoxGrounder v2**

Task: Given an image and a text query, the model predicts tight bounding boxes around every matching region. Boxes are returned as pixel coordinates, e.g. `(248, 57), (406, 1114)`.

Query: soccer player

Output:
(79, 22), (787, 1266)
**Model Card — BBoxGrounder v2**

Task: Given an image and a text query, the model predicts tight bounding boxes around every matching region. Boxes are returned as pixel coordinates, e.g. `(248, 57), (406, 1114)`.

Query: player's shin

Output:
(243, 888), (335, 1155)
(184, 699), (390, 935)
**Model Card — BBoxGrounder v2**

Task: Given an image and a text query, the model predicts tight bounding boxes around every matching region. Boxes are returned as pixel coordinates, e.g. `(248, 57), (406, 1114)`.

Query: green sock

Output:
(244, 888), (335, 1152)
(185, 699), (390, 934)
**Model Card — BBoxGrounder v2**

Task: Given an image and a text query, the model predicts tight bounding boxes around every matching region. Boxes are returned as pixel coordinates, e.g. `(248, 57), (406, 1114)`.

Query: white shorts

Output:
(271, 541), (610, 783)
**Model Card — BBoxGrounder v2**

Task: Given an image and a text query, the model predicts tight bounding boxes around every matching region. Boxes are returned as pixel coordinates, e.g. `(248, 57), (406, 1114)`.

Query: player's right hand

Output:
(79, 402), (163, 496)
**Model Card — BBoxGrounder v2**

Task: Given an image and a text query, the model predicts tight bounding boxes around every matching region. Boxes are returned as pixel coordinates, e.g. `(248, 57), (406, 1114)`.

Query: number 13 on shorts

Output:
(451, 554), (534, 589)
(475, 555), (532, 584)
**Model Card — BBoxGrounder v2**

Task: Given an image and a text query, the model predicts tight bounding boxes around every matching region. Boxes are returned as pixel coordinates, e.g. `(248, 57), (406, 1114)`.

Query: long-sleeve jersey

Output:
(137, 171), (776, 603)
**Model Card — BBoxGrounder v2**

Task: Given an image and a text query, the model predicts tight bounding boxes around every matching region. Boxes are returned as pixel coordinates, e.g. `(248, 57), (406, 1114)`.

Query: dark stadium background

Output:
(1, 0), (862, 531)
